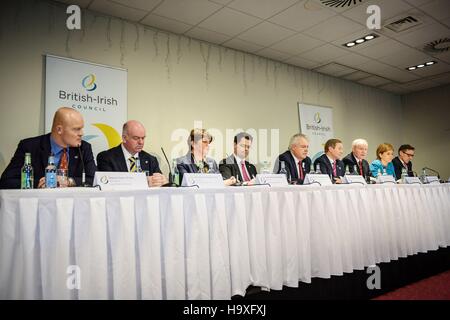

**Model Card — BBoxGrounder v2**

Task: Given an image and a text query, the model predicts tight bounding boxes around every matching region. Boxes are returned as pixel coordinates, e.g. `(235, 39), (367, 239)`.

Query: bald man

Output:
(96, 120), (167, 187)
(0, 107), (97, 189)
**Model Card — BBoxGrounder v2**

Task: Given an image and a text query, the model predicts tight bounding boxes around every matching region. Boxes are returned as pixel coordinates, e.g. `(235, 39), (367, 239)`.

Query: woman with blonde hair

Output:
(369, 143), (397, 178)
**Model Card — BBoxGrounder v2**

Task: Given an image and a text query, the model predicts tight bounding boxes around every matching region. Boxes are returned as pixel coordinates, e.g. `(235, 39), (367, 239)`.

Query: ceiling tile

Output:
(357, 39), (411, 59)
(256, 48), (293, 61)
(297, 44), (349, 63)
(314, 63), (358, 77)
(237, 21), (296, 47)
(343, 0), (413, 25)
(428, 71), (450, 84)
(141, 14), (193, 34)
(343, 70), (372, 81)
(222, 38), (264, 53)
(442, 17), (450, 28)
(410, 61), (450, 77)
(400, 79), (441, 91)
(209, 0), (234, 5)
(285, 55), (321, 69)
(227, 0), (299, 19)
(269, 1), (337, 32)
(403, 0), (435, 6)
(393, 22), (449, 48)
(57, 0), (92, 8)
(379, 67), (421, 83)
(198, 7), (262, 36)
(380, 48), (433, 68)
(356, 59), (396, 75)
(185, 27), (231, 44)
(268, 33), (324, 55)
(435, 51), (450, 63)
(89, 0), (148, 21)
(110, 0), (162, 11)
(358, 75), (392, 86)
(303, 15), (364, 42)
(333, 53), (371, 67)
(419, 0), (450, 20)
(153, 0), (222, 25)
(378, 83), (412, 94)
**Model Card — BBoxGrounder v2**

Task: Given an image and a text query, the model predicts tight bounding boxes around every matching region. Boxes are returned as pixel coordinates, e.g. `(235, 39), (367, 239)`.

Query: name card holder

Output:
(94, 172), (148, 190)
(424, 176), (440, 184)
(342, 175), (367, 185)
(255, 174), (289, 187)
(404, 176), (422, 184)
(181, 173), (225, 188)
(303, 174), (332, 186)
(376, 175), (396, 184)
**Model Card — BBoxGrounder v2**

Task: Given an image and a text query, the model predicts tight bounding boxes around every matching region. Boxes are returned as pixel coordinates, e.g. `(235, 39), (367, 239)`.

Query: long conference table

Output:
(0, 183), (449, 300)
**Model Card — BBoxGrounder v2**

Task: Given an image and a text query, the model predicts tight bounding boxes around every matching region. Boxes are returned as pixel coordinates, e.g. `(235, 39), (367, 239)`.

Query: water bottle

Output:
(136, 158), (143, 172)
(345, 165), (350, 176)
(401, 167), (407, 183)
(352, 164), (358, 175)
(315, 163), (322, 174)
(172, 160), (180, 186)
(261, 160), (270, 174)
(45, 153), (57, 188)
(21, 153), (34, 189)
(279, 161), (289, 181)
(382, 168), (387, 176)
(377, 169), (382, 177)
(420, 168), (427, 184)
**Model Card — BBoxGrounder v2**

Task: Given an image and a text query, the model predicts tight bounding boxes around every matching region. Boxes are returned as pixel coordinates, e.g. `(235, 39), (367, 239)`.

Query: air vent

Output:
(319, 0), (363, 8)
(384, 15), (423, 33)
(424, 38), (450, 53)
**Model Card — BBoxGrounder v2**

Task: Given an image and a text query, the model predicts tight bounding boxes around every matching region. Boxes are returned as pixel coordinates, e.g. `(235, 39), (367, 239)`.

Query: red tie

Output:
(59, 148), (68, 170)
(241, 160), (250, 182)
(298, 161), (303, 180)
(332, 161), (337, 176)
(359, 161), (363, 176)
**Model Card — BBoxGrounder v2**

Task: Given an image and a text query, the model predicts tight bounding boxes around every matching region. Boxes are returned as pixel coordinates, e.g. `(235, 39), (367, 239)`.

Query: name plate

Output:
(181, 173), (224, 188)
(94, 172), (148, 190)
(376, 175), (396, 184)
(255, 174), (288, 187)
(404, 176), (422, 184)
(303, 173), (332, 186)
(424, 176), (440, 184)
(342, 175), (367, 185)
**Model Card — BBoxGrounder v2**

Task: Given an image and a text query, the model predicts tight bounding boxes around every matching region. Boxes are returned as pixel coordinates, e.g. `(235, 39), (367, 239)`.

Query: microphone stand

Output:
(161, 147), (177, 187)
(78, 144), (88, 187)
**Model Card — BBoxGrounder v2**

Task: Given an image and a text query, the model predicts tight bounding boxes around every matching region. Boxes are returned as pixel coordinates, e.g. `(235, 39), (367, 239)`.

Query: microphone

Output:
(422, 167), (440, 179)
(161, 147), (176, 187)
(78, 144), (87, 187)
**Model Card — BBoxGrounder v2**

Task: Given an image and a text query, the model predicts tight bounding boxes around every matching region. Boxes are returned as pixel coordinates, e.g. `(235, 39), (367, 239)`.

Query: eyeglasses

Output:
(403, 152), (414, 157)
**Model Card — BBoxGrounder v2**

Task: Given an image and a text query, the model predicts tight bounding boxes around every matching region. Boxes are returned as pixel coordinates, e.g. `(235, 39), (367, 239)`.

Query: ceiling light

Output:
(365, 35), (375, 40)
(417, 64), (425, 68)
(346, 42), (356, 47)
(425, 61), (435, 65)
(406, 61), (437, 71)
(342, 33), (378, 48)
(355, 39), (365, 43)
(408, 66), (416, 70)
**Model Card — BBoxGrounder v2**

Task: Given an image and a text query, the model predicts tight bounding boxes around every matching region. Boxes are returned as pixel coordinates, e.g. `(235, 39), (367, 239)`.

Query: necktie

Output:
(332, 161), (337, 177)
(241, 160), (250, 182)
(359, 161), (363, 176)
(129, 157), (137, 172)
(59, 148), (68, 170)
(298, 161), (303, 180)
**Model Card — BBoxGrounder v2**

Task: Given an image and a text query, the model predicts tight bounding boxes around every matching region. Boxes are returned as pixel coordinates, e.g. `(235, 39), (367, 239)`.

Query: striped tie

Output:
(129, 157), (137, 172)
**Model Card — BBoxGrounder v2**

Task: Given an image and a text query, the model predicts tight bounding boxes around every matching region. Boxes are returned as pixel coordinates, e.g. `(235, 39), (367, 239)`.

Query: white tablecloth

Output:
(1, 184), (449, 299)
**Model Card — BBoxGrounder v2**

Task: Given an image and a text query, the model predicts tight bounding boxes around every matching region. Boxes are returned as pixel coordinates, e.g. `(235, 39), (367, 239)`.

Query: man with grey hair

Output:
(274, 133), (311, 184)
(96, 120), (167, 187)
(343, 138), (371, 179)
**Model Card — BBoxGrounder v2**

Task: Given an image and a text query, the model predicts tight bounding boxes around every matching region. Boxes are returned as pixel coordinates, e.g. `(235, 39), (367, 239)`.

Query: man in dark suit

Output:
(392, 144), (415, 179)
(343, 138), (371, 179)
(96, 120), (167, 187)
(273, 133), (311, 184)
(0, 107), (96, 189)
(219, 132), (257, 185)
(313, 138), (345, 183)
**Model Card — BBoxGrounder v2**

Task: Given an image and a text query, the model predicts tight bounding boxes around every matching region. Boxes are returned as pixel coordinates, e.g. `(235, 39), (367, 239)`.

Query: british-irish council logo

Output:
(82, 74), (97, 91)
(314, 112), (321, 124)
(100, 175), (109, 184)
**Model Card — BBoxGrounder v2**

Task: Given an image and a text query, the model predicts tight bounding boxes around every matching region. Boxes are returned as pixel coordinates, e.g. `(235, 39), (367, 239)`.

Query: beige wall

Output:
(0, 0), (414, 175)
(401, 84), (450, 180)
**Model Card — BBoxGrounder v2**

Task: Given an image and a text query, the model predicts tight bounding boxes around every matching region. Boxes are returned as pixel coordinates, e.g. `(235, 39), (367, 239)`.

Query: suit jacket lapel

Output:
(39, 134), (52, 176)
(114, 145), (129, 172)
(287, 152), (298, 180)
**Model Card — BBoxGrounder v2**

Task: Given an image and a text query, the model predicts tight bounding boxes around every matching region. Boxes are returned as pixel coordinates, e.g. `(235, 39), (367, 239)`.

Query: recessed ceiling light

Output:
(365, 35), (375, 40)
(342, 33), (378, 48)
(346, 42), (356, 47)
(417, 64), (425, 68)
(355, 39), (365, 43)
(425, 61), (435, 65)
(408, 66), (416, 70)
